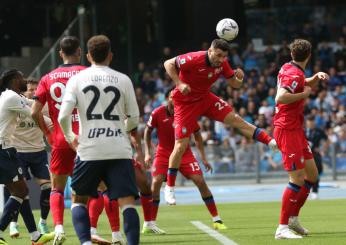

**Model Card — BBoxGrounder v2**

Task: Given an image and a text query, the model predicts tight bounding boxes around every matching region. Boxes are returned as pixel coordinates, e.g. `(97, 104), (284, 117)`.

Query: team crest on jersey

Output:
(208, 72), (213, 78)
(182, 127), (187, 134)
(300, 157), (304, 163)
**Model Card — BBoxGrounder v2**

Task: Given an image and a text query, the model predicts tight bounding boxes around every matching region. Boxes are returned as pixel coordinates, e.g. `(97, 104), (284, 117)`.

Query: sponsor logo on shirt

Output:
(291, 81), (298, 90)
(88, 127), (123, 139)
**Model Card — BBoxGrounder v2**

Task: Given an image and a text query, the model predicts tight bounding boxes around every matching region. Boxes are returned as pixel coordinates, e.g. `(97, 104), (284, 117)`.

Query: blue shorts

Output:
(17, 150), (50, 180)
(71, 158), (138, 200)
(0, 147), (24, 184)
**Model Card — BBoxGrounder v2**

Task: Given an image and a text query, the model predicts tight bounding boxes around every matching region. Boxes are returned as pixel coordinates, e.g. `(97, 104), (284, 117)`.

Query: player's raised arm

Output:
(305, 72), (329, 88)
(164, 57), (191, 95)
(226, 68), (244, 89)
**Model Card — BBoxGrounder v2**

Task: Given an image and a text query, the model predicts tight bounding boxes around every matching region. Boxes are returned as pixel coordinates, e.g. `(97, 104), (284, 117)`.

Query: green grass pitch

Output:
(3, 199), (346, 244)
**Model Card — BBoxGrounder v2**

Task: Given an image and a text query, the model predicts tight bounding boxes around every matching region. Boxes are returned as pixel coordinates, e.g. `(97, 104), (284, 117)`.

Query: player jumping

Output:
(163, 39), (277, 204)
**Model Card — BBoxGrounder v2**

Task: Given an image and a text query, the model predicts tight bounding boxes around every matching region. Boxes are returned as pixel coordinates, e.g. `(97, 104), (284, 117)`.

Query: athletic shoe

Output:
(275, 226), (302, 239)
(9, 222), (19, 238)
(111, 232), (126, 245)
(32, 232), (55, 245)
(268, 139), (278, 152)
(164, 185), (176, 205)
(53, 232), (66, 245)
(213, 221), (227, 230)
(91, 234), (111, 245)
(289, 216), (309, 235)
(38, 222), (50, 234)
(0, 238), (8, 245)
(142, 223), (166, 234)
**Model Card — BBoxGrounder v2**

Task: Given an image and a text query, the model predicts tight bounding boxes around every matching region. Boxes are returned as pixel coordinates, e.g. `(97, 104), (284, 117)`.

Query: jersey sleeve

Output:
(6, 93), (31, 117)
(34, 76), (48, 105)
(147, 109), (158, 129)
(222, 60), (235, 78)
(279, 76), (301, 94)
(124, 76), (140, 131)
(58, 77), (78, 143)
(175, 53), (195, 72)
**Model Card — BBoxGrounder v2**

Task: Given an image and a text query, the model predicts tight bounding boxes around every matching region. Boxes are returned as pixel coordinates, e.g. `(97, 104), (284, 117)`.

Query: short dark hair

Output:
(26, 77), (39, 85)
(59, 36), (80, 56)
(290, 39), (311, 62)
(87, 35), (111, 63)
(0, 69), (23, 91)
(211, 39), (230, 53)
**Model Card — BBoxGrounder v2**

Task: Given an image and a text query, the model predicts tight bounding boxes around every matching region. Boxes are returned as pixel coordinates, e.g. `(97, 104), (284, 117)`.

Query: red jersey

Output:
(147, 105), (196, 163)
(173, 51), (234, 102)
(273, 62), (306, 129)
(35, 64), (86, 149)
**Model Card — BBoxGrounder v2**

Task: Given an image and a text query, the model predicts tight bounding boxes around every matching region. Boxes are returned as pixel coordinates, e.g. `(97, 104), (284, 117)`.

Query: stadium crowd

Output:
(132, 26), (346, 173)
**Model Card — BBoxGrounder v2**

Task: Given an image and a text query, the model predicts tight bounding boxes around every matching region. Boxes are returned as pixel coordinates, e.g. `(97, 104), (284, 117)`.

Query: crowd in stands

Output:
(133, 25), (346, 174)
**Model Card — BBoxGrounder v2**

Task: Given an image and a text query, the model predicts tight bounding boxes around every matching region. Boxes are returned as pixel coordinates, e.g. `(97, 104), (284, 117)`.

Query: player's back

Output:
(66, 65), (139, 161)
(274, 62), (306, 130)
(35, 64), (86, 148)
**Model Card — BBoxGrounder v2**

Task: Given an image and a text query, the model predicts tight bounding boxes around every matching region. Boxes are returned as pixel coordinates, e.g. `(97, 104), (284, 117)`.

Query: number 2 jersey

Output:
(60, 65), (139, 161)
(147, 105), (196, 164)
(273, 62), (306, 130)
(35, 64), (86, 149)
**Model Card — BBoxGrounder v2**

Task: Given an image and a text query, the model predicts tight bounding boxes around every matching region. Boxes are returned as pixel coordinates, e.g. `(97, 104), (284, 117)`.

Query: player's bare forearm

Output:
(227, 76), (242, 88)
(164, 57), (181, 85)
(31, 101), (50, 135)
(143, 126), (153, 155)
(193, 131), (207, 162)
(275, 87), (309, 104)
(306, 72), (329, 88)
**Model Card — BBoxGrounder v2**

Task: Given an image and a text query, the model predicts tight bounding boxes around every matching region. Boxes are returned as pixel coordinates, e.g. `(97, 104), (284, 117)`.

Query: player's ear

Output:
(108, 52), (113, 63)
(76, 48), (82, 57)
(59, 50), (64, 59)
(86, 53), (93, 64)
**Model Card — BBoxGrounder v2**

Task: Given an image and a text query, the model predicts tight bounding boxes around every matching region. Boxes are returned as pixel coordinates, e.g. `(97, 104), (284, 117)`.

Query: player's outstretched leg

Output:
(189, 174), (227, 230)
(223, 112), (277, 151)
(165, 138), (190, 205)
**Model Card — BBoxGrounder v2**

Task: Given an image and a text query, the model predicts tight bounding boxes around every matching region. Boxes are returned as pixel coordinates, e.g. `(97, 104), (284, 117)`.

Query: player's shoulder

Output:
(2, 90), (22, 104)
(151, 105), (166, 116)
(280, 62), (304, 77)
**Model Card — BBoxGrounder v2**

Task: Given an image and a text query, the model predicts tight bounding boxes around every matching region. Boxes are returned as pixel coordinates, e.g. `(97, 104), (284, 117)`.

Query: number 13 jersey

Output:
(61, 65), (139, 161)
(35, 64), (86, 149)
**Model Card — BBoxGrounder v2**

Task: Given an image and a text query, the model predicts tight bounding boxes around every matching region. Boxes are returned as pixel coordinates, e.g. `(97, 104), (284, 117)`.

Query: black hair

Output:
(211, 39), (230, 53)
(0, 69), (23, 92)
(60, 36), (80, 56)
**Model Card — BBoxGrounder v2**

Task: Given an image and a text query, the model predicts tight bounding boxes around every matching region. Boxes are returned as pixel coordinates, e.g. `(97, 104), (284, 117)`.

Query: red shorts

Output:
(152, 157), (202, 178)
(50, 147), (76, 176)
(274, 128), (313, 171)
(174, 92), (232, 139)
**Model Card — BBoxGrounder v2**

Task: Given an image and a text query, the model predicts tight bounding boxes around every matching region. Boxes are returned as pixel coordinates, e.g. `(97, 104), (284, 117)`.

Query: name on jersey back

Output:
(88, 127), (123, 139)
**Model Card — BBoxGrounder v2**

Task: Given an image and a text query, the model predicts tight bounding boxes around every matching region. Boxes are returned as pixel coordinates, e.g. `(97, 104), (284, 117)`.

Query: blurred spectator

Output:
(235, 137), (257, 172)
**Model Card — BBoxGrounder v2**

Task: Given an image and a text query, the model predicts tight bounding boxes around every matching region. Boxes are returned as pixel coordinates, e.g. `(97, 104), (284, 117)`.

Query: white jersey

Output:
(59, 65), (139, 161)
(11, 104), (52, 153)
(0, 90), (32, 149)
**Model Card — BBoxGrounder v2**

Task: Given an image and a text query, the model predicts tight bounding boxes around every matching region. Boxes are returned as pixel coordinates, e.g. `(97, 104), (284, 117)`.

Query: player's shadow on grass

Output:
(141, 239), (208, 244)
(311, 231), (346, 237)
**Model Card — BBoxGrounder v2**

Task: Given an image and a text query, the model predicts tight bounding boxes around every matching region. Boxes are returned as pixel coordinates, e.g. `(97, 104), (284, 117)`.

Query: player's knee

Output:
(192, 176), (205, 188)
(15, 185), (29, 199)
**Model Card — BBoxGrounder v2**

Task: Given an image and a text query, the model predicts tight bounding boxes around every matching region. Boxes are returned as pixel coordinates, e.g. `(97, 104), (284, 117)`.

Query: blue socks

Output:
(40, 184), (51, 220)
(123, 206), (140, 245)
(72, 203), (91, 244)
(20, 197), (37, 233)
(0, 196), (22, 231)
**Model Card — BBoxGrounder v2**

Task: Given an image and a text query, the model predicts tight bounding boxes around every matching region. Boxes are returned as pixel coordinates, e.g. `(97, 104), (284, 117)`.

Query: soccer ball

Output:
(216, 18), (239, 41)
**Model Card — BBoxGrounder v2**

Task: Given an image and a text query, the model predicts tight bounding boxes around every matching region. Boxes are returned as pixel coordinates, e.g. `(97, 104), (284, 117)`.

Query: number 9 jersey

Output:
(34, 64), (86, 149)
(60, 65), (139, 161)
